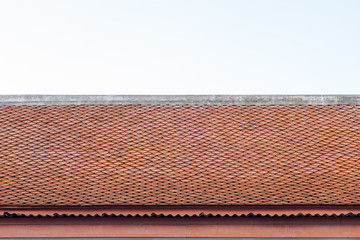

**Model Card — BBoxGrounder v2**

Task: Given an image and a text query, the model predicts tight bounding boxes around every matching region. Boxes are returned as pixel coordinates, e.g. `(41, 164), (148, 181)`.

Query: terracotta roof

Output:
(1, 96), (360, 206)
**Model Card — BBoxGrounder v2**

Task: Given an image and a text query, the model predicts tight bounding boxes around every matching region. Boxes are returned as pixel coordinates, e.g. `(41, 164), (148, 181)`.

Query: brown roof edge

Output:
(0, 95), (360, 106)
(2, 205), (360, 216)
(2, 217), (360, 237)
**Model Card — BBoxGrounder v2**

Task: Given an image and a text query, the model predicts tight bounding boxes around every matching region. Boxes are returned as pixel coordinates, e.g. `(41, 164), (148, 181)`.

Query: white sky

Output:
(0, 0), (359, 94)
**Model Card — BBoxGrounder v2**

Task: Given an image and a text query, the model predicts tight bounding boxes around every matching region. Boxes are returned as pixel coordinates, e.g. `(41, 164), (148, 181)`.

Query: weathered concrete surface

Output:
(0, 95), (359, 105)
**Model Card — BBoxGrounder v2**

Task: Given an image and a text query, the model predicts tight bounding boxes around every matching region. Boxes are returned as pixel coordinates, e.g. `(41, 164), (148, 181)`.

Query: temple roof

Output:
(1, 95), (359, 207)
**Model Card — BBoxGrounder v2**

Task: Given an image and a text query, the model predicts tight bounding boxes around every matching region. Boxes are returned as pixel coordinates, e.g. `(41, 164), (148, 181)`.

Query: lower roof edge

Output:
(2, 212), (360, 218)
(3, 205), (360, 218)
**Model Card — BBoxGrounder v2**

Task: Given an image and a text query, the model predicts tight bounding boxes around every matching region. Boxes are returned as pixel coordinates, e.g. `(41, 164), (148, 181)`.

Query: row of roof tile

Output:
(3, 212), (360, 218)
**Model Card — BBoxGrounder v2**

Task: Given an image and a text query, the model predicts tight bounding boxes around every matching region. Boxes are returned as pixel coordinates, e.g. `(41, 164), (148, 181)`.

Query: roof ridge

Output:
(0, 95), (360, 106)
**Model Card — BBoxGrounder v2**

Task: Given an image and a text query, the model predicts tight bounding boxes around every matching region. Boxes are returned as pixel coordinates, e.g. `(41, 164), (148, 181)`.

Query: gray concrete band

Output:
(0, 95), (360, 106)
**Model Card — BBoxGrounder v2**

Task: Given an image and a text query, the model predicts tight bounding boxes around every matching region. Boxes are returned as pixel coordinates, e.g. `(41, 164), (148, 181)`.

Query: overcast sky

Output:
(0, 0), (359, 95)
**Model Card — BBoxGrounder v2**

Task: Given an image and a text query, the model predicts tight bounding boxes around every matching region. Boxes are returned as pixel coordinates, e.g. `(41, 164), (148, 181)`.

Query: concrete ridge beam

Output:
(0, 95), (359, 106)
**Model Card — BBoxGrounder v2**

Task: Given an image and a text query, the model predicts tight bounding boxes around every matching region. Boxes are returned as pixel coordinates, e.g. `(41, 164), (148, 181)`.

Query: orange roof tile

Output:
(1, 103), (360, 206)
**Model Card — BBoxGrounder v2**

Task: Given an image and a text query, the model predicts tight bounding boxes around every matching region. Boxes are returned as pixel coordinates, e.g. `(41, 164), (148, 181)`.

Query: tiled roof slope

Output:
(1, 103), (360, 206)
